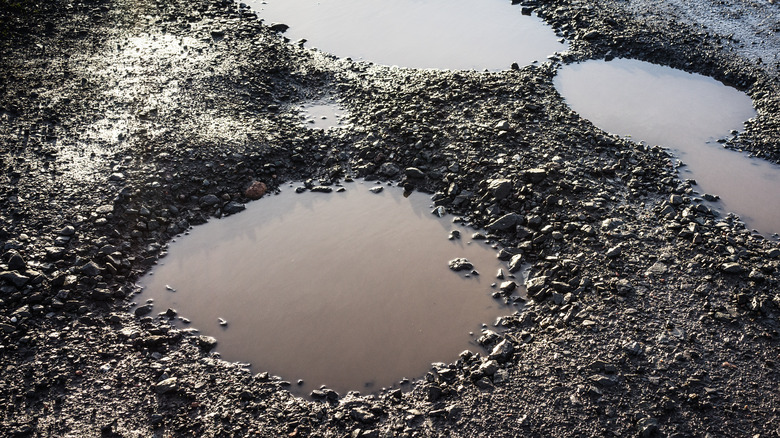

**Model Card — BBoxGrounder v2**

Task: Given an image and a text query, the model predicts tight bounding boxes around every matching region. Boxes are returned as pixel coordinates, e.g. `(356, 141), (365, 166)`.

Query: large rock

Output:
(200, 194), (220, 207)
(489, 339), (515, 363)
(508, 254), (524, 273)
(525, 276), (548, 295)
(525, 168), (547, 183)
(244, 181), (267, 200)
(0, 271), (30, 288)
(223, 201), (246, 214)
(448, 258), (473, 271)
(405, 167), (425, 179)
(721, 262), (744, 274)
(7, 252), (26, 272)
(486, 213), (523, 232)
(378, 162), (400, 176)
(488, 179), (513, 200)
(153, 377), (178, 394)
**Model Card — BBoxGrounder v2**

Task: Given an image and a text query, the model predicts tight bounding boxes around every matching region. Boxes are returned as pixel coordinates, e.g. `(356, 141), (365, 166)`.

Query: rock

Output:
(525, 276), (548, 295)
(499, 281), (516, 293)
(311, 186), (333, 193)
(223, 201), (245, 214)
(475, 377), (494, 389)
(669, 194), (683, 205)
(637, 417), (659, 438)
(45, 247), (66, 260)
(134, 303), (153, 317)
(525, 168), (547, 183)
(488, 179), (513, 200)
(478, 359), (499, 376)
(79, 261), (102, 277)
(349, 408), (378, 424)
(489, 339), (515, 363)
(269, 22), (289, 33)
(0, 271), (29, 288)
(369, 186), (384, 194)
(405, 167), (425, 179)
(448, 258), (473, 271)
(59, 225), (76, 236)
(623, 341), (642, 356)
(605, 245), (622, 258)
(721, 262), (744, 274)
(244, 181), (267, 200)
(590, 374), (617, 387)
(7, 252), (26, 272)
(486, 213), (523, 232)
(198, 335), (218, 351)
(96, 204), (114, 215)
(153, 377), (178, 394)
(495, 120), (511, 130)
(200, 194), (220, 206)
(378, 162), (400, 176)
(507, 254), (523, 273)
(582, 29), (602, 40)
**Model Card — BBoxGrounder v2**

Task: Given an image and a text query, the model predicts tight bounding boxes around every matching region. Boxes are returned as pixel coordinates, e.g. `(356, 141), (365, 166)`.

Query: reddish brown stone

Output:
(244, 181), (267, 200)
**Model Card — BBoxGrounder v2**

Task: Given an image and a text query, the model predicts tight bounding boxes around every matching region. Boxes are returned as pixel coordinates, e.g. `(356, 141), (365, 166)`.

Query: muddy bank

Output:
(1, 0), (779, 436)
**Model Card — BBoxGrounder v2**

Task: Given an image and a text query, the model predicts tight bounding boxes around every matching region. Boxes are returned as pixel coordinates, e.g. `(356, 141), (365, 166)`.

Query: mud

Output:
(1, 0), (779, 437)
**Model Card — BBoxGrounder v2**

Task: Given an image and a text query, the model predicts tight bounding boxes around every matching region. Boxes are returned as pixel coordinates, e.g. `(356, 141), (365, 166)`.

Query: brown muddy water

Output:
(247, 0), (567, 70)
(138, 181), (522, 396)
(555, 58), (780, 237)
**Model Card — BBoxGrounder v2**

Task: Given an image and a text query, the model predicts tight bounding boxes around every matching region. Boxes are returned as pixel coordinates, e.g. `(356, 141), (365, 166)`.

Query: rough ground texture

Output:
(1, 0), (779, 436)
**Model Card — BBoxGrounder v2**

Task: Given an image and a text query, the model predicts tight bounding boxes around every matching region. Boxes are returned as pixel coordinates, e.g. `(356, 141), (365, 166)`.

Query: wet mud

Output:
(1, 0), (779, 437)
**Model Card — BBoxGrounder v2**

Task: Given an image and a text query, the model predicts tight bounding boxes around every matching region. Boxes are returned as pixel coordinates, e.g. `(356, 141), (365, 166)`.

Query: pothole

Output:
(298, 100), (348, 130)
(248, 0), (567, 70)
(137, 180), (525, 397)
(555, 58), (780, 236)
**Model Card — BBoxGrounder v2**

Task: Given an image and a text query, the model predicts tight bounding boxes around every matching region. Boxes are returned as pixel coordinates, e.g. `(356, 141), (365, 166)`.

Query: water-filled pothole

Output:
(298, 100), (348, 130)
(248, 0), (567, 70)
(139, 181), (523, 396)
(555, 58), (780, 236)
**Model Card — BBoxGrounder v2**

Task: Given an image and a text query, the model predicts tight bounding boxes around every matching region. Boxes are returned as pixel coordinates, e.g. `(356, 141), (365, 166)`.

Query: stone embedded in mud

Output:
(369, 186), (384, 194)
(244, 181), (267, 200)
(448, 258), (474, 271)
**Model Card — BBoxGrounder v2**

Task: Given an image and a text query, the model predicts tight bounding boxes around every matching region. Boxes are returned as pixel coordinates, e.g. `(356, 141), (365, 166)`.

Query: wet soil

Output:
(0, 0), (779, 437)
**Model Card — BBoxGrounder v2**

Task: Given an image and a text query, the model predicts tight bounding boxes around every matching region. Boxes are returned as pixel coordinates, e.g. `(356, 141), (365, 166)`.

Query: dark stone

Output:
(448, 258), (473, 271)
(486, 213), (523, 232)
(223, 201), (246, 214)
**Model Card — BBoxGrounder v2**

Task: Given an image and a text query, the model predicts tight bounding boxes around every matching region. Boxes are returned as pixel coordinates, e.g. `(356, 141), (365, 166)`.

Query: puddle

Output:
(555, 58), (780, 236)
(138, 181), (522, 396)
(248, 0), (566, 70)
(299, 101), (347, 130)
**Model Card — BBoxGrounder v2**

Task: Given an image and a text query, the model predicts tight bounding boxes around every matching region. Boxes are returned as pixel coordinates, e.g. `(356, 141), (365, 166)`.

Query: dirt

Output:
(0, 0), (779, 436)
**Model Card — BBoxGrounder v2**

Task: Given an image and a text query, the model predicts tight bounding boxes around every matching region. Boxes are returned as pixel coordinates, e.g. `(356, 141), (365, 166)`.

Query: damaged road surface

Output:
(1, 0), (779, 437)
